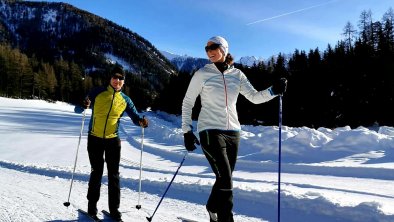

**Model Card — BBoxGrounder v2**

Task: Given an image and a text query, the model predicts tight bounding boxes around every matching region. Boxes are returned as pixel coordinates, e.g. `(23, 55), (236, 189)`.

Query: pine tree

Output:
(342, 21), (357, 52)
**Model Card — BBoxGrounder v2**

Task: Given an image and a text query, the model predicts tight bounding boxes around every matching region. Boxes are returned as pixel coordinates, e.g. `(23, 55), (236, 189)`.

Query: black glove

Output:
(83, 97), (91, 109)
(139, 116), (148, 128)
(271, 78), (288, 95)
(183, 131), (200, 152)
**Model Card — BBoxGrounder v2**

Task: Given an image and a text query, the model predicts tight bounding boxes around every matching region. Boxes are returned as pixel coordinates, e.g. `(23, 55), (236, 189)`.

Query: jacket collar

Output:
(107, 84), (121, 93)
(205, 63), (234, 74)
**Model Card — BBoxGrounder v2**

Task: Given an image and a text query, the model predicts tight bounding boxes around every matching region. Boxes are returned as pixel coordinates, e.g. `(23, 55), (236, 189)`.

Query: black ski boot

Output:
(206, 205), (218, 222)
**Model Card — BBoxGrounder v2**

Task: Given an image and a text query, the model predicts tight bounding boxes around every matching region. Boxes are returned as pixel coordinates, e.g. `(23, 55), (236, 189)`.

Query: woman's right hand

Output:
(183, 131), (200, 152)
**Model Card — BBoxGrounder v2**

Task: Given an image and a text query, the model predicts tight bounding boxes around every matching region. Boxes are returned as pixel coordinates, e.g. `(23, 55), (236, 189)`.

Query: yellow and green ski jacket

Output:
(87, 85), (142, 139)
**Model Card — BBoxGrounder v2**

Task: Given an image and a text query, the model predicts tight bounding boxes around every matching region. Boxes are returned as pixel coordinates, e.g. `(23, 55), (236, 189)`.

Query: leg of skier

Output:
(86, 135), (105, 217)
(200, 130), (239, 222)
(105, 137), (122, 220)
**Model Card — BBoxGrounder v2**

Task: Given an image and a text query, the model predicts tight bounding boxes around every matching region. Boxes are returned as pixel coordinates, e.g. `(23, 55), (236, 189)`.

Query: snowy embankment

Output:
(0, 97), (394, 222)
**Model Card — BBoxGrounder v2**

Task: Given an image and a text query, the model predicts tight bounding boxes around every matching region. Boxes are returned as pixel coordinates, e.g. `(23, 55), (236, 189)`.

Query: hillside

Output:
(0, 0), (176, 105)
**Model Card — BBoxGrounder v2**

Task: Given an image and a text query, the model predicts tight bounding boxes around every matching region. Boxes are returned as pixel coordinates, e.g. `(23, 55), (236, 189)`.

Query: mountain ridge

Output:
(160, 50), (268, 73)
(0, 0), (176, 86)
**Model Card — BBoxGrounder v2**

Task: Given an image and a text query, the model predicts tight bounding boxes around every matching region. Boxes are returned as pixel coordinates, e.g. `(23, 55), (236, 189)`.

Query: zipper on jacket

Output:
(221, 73), (230, 130)
(102, 90), (116, 138)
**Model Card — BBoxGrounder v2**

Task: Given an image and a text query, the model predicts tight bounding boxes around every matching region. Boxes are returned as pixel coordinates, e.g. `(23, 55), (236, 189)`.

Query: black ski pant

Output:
(199, 130), (240, 222)
(87, 135), (121, 212)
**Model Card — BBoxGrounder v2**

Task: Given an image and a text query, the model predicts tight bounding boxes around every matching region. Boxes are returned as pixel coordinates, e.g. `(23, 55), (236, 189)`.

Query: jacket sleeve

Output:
(86, 86), (105, 108)
(239, 71), (276, 104)
(123, 94), (143, 126)
(181, 71), (203, 133)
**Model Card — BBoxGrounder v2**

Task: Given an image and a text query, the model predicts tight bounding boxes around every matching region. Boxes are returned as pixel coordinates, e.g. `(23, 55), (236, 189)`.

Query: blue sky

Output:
(32, 0), (393, 59)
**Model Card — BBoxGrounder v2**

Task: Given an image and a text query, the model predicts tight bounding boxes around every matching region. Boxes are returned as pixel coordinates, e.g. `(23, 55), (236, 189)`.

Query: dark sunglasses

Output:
(205, 43), (221, 52)
(112, 75), (124, 80)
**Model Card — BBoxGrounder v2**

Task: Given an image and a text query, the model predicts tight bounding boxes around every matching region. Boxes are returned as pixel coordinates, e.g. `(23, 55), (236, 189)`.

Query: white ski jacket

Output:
(182, 63), (277, 133)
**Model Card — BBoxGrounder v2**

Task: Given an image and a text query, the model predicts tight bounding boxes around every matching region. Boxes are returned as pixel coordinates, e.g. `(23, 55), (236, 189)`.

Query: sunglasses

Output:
(205, 43), (221, 52)
(112, 75), (124, 80)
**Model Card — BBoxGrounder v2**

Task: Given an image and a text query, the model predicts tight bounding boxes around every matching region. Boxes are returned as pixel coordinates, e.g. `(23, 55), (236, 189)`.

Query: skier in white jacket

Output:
(182, 36), (287, 222)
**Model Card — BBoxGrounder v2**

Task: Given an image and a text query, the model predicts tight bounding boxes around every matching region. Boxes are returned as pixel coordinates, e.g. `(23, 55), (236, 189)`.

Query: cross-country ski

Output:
(102, 210), (124, 222)
(78, 209), (102, 222)
(177, 216), (199, 222)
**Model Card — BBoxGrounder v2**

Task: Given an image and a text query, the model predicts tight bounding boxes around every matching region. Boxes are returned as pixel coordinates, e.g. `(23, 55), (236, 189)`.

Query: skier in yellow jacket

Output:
(83, 66), (148, 221)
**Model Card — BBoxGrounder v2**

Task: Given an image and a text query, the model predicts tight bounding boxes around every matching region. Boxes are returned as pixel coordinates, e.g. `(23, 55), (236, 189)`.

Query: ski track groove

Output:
(0, 163), (265, 222)
(2, 158), (394, 204)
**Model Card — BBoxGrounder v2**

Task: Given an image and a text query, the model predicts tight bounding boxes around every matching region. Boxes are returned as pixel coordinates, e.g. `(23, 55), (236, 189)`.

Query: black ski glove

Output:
(83, 97), (91, 109)
(139, 116), (148, 128)
(183, 131), (200, 152)
(271, 78), (288, 95)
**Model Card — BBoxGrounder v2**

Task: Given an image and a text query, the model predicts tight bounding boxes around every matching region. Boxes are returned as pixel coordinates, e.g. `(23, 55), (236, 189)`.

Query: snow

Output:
(237, 56), (263, 67)
(0, 97), (394, 222)
(104, 53), (136, 73)
(160, 50), (186, 61)
(43, 9), (57, 23)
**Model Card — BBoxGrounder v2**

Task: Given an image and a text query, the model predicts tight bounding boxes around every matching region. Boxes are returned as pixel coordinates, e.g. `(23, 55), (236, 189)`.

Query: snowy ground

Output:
(0, 97), (394, 222)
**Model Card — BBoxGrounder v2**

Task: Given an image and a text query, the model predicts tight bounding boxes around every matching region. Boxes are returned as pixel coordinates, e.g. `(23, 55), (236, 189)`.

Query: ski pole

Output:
(136, 127), (145, 210)
(277, 95), (283, 222)
(146, 152), (188, 222)
(63, 109), (87, 207)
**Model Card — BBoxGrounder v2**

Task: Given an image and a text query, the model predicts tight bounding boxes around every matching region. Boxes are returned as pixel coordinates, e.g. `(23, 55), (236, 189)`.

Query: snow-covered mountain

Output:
(160, 51), (185, 61)
(161, 50), (267, 73)
(0, 0), (176, 79)
(1, 97), (394, 222)
(160, 51), (209, 73)
(238, 56), (265, 67)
